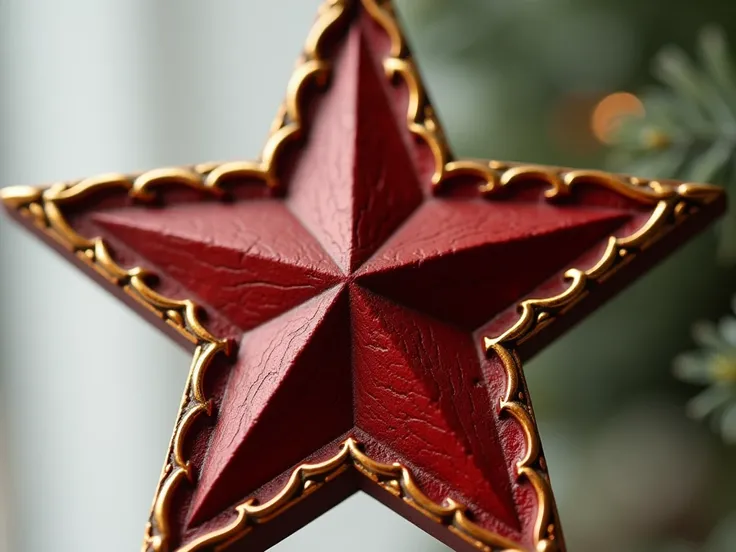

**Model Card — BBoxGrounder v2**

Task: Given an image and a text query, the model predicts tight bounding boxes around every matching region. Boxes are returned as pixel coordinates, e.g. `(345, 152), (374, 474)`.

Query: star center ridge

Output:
(85, 12), (634, 543)
(1, 0), (727, 549)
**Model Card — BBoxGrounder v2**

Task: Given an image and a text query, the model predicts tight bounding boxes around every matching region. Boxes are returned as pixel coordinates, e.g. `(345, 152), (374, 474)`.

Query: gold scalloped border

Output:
(466, 163), (723, 349)
(0, 3), (351, 550)
(363, 0), (453, 184)
(167, 344), (552, 552)
(0, 0), (725, 551)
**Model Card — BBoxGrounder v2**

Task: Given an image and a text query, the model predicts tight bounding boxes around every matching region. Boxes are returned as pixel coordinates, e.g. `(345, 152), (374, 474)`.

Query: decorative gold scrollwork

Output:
(1, 1), (723, 551)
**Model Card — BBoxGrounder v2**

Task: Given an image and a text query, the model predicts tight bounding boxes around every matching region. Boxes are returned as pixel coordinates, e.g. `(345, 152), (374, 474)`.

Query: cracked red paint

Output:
(19, 9), (669, 550)
(62, 17), (641, 547)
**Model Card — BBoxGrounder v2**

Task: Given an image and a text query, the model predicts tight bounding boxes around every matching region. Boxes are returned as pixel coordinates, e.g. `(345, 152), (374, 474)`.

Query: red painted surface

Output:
(39, 8), (659, 550)
(96, 201), (342, 332)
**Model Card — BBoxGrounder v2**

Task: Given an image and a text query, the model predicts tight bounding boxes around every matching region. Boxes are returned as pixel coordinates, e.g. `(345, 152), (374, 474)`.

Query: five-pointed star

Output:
(0, 1), (725, 551)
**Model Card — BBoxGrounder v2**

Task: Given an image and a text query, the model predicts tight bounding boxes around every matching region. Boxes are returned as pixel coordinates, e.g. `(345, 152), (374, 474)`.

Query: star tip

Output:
(0, 185), (43, 210)
(676, 181), (726, 203)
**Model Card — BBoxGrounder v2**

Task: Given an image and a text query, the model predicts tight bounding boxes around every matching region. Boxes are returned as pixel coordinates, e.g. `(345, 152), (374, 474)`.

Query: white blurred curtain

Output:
(0, 2), (448, 551)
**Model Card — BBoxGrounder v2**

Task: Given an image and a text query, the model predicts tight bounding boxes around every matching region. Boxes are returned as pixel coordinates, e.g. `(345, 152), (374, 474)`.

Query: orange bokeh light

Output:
(591, 92), (645, 144)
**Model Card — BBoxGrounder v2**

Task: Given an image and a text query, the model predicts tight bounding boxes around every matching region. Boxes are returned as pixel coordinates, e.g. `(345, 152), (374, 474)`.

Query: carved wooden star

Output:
(1, 1), (725, 551)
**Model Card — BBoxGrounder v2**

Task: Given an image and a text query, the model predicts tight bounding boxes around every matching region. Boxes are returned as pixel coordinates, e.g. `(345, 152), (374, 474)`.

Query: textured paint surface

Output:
(288, 27), (425, 274)
(96, 201), (343, 332)
(55, 10), (644, 549)
(358, 199), (630, 330)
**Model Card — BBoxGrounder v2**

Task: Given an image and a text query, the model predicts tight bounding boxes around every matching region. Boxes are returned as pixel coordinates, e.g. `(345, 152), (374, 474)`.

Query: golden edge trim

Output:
(178, 435), (537, 552)
(0, 3), (353, 552)
(174, 344), (556, 552)
(1, 173), (224, 346)
(469, 165), (724, 350)
(362, 0), (454, 185)
(1, 172), (232, 552)
(171, 347), (557, 552)
(354, 10), (721, 549)
(369, 13), (720, 543)
(493, 345), (559, 552)
(0, 0), (724, 551)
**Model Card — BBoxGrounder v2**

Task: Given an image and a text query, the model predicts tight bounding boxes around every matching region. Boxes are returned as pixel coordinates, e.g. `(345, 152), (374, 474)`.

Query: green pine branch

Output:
(674, 298), (736, 444)
(613, 28), (736, 444)
(611, 26), (736, 263)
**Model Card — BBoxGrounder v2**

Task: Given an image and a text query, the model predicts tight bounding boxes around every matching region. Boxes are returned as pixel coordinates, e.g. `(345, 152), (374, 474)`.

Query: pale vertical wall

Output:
(0, 1), (447, 551)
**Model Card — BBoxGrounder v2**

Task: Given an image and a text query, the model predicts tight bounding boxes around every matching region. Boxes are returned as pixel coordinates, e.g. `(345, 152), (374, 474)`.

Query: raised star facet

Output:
(0, 2), (725, 551)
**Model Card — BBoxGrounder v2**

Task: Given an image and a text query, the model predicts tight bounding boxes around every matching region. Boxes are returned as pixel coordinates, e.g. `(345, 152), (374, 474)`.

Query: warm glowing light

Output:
(591, 92), (645, 144)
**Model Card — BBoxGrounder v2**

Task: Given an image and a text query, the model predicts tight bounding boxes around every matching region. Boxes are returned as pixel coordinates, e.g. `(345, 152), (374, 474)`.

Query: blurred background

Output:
(1, 0), (736, 551)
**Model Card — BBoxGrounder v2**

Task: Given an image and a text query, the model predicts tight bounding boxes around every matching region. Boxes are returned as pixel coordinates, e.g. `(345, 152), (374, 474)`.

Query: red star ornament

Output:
(0, 1), (726, 551)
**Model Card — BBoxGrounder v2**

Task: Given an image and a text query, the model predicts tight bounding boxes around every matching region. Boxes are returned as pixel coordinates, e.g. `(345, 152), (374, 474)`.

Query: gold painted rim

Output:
(0, 1), (724, 551)
(165, 344), (552, 552)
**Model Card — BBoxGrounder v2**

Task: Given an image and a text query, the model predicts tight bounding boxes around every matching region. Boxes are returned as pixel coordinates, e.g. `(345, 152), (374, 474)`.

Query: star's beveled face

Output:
(0, 1), (724, 551)
(88, 14), (635, 542)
